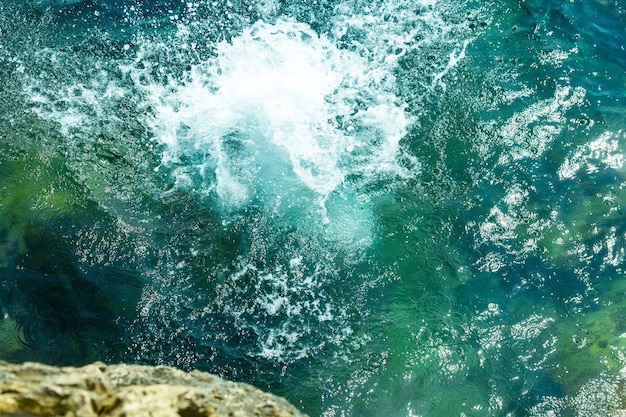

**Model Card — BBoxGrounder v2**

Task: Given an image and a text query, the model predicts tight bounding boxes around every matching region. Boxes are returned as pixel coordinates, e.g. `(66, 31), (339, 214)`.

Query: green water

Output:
(1, 0), (626, 415)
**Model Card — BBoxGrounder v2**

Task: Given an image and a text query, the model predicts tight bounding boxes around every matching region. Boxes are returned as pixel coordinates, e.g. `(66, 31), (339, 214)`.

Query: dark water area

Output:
(1, 0), (626, 415)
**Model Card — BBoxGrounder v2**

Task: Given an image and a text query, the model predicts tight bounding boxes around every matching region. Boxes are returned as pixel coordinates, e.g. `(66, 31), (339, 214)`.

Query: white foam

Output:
(139, 19), (415, 243)
(495, 86), (586, 164)
(558, 130), (624, 180)
(26, 66), (128, 138)
(214, 258), (355, 363)
(432, 40), (470, 91)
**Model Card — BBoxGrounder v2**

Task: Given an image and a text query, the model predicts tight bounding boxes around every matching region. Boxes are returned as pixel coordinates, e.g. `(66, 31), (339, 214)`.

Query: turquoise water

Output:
(1, 0), (626, 415)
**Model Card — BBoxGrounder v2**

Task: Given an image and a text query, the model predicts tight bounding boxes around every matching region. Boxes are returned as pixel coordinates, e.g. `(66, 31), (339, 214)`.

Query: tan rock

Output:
(0, 361), (307, 417)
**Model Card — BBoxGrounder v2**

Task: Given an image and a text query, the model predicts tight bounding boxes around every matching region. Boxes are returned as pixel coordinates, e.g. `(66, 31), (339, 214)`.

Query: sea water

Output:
(1, 0), (626, 415)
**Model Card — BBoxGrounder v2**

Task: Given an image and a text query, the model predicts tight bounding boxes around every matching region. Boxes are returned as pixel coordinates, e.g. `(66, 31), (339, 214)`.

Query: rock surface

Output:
(0, 361), (307, 417)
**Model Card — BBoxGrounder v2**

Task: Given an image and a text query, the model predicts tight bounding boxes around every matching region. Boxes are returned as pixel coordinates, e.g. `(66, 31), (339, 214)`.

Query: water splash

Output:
(135, 19), (416, 244)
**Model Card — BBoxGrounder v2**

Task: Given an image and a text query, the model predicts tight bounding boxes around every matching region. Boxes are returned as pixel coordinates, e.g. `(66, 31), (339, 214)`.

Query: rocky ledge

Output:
(0, 361), (307, 417)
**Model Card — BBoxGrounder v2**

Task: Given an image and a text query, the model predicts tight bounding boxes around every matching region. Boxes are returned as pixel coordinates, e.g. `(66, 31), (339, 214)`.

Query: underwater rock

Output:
(0, 361), (307, 417)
